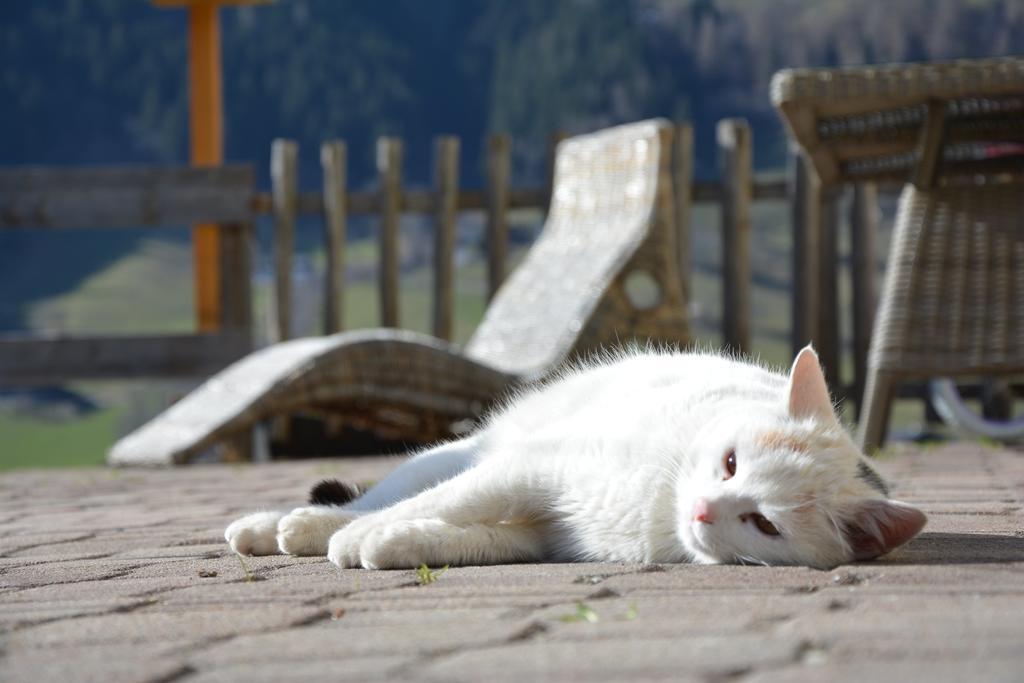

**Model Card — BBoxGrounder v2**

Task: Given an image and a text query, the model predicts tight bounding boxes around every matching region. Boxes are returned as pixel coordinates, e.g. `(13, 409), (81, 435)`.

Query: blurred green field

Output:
(0, 220), (510, 471)
(0, 411), (116, 469)
(1, 194), (929, 471)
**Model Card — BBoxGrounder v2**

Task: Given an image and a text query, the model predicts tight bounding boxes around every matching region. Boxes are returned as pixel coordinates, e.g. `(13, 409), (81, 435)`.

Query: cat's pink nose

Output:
(693, 498), (715, 524)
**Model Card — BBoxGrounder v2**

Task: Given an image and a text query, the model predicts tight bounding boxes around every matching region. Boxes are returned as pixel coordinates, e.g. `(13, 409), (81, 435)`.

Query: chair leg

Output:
(857, 369), (898, 454)
(220, 430), (254, 463)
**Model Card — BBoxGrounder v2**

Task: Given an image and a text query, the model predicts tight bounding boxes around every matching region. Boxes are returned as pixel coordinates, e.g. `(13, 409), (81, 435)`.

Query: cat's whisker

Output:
(736, 554), (769, 567)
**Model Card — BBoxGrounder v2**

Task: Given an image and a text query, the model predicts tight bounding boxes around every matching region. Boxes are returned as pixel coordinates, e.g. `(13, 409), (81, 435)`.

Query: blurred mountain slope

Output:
(1, 0), (1022, 332)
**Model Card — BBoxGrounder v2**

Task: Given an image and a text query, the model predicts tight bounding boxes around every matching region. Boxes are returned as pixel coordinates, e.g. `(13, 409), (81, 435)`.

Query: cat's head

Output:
(676, 346), (926, 569)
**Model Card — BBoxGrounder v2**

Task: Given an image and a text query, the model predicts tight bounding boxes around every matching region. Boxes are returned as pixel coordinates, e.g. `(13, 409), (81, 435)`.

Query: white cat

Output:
(225, 346), (926, 570)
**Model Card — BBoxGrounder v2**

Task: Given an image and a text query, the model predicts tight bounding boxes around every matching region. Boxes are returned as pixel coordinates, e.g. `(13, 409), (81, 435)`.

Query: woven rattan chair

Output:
(109, 119), (690, 465)
(860, 182), (1024, 448)
(772, 56), (1024, 450)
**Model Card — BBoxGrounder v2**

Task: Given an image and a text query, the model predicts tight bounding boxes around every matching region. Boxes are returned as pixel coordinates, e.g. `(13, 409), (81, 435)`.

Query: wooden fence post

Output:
(218, 221), (252, 339)
(271, 139), (297, 342)
(377, 137), (402, 328)
(818, 186), (842, 394)
(673, 122), (694, 307)
(790, 147), (821, 358)
(321, 140), (347, 334)
(433, 136), (459, 341)
(850, 182), (878, 413)
(717, 119), (752, 354)
(485, 133), (510, 300)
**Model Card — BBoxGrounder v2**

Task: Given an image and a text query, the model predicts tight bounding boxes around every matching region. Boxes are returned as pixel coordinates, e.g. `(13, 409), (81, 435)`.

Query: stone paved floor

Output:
(1, 442), (1022, 683)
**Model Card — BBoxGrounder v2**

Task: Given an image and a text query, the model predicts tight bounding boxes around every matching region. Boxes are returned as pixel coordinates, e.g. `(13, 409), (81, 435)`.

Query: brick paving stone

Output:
(348, 592), (577, 613)
(775, 592), (1023, 649)
(157, 576), (351, 607)
(6, 537), (201, 561)
(6, 605), (327, 649)
(190, 617), (530, 664)
(112, 543), (227, 560)
(1, 558), (148, 587)
(919, 515), (1024, 536)
(0, 597), (148, 630)
(532, 594), (796, 639)
(0, 532), (98, 556)
(182, 656), (417, 683)
(419, 632), (803, 682)
(2, 576), (230, 604)
(2, 644), (191, 683)
(743, 658), (1023, 683)
(0, 444), (1022, 682)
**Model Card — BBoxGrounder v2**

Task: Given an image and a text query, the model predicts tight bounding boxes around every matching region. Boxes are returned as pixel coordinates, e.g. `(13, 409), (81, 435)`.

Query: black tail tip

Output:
(309, 478), (364, 506)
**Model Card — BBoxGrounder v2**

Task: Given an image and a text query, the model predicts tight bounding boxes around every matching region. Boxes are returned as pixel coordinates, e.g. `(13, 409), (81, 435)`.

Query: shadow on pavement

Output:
(879, 532), (1024, 565)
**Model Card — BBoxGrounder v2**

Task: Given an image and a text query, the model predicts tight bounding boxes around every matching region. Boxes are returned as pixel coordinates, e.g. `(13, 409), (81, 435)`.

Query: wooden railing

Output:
(0, 165), (256, 384)
(264, 122), (900, 408)
(1, 121), (893, 408)
(264, 123), (788, 341)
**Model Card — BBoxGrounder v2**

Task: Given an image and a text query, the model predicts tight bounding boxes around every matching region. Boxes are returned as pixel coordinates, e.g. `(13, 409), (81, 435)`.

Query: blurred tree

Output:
(481, 0), (654, 176)
(2, 0), (1023, 330)
(0, 1), (186, 164)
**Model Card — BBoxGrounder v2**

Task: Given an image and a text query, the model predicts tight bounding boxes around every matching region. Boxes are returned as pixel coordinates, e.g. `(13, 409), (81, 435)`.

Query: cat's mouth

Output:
(682, 523), (721, 563)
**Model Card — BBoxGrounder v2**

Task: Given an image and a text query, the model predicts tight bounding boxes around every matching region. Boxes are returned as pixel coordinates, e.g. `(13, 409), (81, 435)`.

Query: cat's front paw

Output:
(277, 506), (356, 556)
(327, 515), (381, 568)
(225, 511), (284, 556)
(359, 519), (449, 570)
(327, 517), (447, 569)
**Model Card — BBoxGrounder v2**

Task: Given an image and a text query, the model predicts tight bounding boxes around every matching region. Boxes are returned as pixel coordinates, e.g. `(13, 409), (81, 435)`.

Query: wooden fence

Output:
(1, 121), (891, 407)
(262, 122), (794, 341)
(0, 166), (255, 384)
(261, 122), (892, 403)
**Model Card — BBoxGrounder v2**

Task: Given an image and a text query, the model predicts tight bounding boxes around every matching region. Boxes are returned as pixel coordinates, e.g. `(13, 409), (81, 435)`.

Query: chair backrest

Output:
(771, 57), (1024, 186)
(465, 119), (689, 379)
(871, 179), (1024, 376)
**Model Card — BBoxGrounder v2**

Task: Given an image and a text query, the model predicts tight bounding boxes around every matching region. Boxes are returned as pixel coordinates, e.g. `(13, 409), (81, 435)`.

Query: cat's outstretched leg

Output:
(343, 435), (481, 512)
(350, 519), (543, 569)
(329, 459), (541, 568)
(276, 506), (360, 556)
(224, 436), (478, 557)
(225, 511), (285, 556)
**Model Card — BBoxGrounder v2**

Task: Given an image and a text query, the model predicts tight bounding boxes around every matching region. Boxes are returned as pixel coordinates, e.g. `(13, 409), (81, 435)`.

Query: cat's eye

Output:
(749, 513), (780, 536)
(723, 449), (736, 479)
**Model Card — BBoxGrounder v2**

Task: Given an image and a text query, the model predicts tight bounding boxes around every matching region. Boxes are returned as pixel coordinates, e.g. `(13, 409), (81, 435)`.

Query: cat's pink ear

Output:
(841, 499), (927, 561)
(787, 345), (837, 423)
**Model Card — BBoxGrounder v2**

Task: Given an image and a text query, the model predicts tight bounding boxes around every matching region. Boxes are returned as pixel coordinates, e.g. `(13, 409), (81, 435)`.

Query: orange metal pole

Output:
(188, 0), (223, 331)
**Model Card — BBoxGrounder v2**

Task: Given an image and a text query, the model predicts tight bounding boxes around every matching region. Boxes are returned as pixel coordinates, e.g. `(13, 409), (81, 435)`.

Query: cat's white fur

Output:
(225, 346), (926, 570)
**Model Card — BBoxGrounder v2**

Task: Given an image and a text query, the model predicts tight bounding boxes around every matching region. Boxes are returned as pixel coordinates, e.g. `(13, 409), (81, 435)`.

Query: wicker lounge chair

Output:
(772, 56), (1024, 451)
(109, 119), (690, 465)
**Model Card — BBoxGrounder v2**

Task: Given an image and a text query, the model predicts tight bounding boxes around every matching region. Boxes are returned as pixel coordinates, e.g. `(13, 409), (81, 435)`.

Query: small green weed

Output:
(416, 564), (449, 585)
(237, 555), (255, 583)
(558, 601), (638, 623)
(559, 602), (600, 623)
